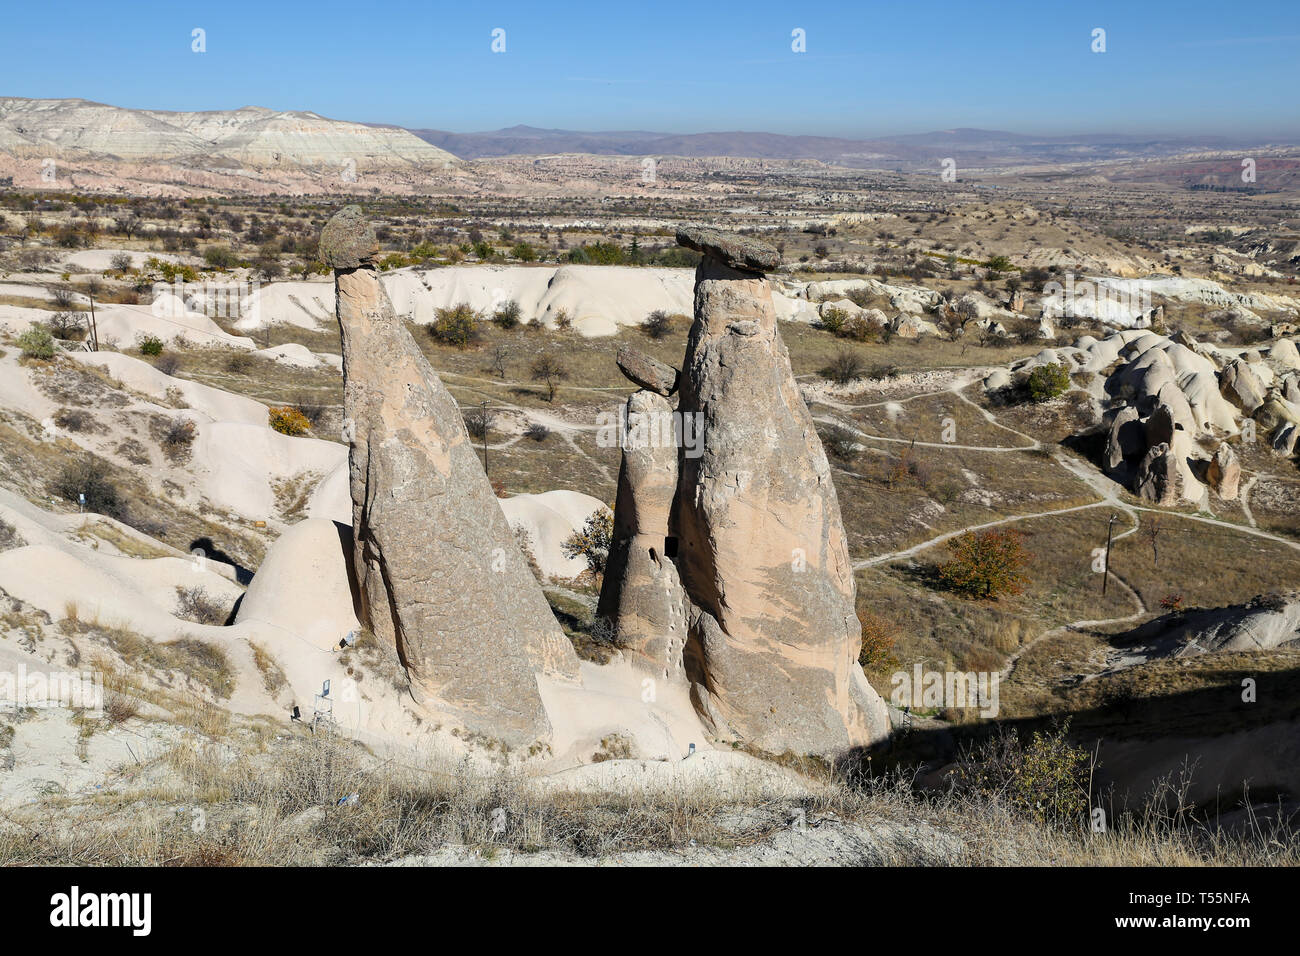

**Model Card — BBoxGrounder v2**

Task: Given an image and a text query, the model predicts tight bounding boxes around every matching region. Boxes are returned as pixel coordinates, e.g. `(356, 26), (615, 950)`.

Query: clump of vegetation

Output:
(0, 519), (24, 552)
(951, 721), (1091, 829)
(268, 406), (311, 436)
(857, 613), (898, 679)
(1025, 362), (1070, 403)
(525, 422), (550, 442)
(821, 349), (866, 385)
(492, 299), (523, 329)
(224, 351), (256, 374)
(54, 407), (94, 433)
(938, 529), (1031, 600)
(561, 507), (614, 579)
(160, 418), (197, 462)
(429, 303), (481, 349)
(50, 459), (123, 519)
(17, 326), (56, 360)
(642, 310), (672, 339)
(174, 586), (228, 626)
(137, 334), (164, 357)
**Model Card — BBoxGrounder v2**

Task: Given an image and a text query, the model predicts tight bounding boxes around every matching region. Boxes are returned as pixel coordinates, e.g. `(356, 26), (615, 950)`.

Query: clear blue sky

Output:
(2, 0), (1297, 138)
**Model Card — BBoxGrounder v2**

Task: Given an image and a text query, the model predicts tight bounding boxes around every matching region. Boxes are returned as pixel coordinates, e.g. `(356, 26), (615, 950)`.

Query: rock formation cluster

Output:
(323, 209), (888, 756)
(599, 227), (890, 754)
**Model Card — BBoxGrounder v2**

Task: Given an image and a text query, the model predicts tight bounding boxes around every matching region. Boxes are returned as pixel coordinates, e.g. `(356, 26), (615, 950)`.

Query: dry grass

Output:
(0, 730), (1291, 866)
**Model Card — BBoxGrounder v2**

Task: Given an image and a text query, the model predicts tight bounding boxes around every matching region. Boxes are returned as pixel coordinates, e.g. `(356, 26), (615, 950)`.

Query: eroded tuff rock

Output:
(1105, 406), (1143, 472)
(1206, 443), (1241, 500)
(597, 389), (688, 679)
(1135, 442), (1178, 505)
(671, 238), (889, 754)
(616, 346), (679, 396)
(1221, 359), (1266, 413)
(325, 206), (578, 746)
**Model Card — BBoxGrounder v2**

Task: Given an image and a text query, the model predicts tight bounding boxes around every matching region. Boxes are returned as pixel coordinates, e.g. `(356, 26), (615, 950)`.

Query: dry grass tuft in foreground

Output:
(0, 730), (1292, 867)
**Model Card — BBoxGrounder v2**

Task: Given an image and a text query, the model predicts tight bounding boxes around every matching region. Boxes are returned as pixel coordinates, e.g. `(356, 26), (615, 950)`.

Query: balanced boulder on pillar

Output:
(671, 227), (890, 753)
(321, 206), (578, 746)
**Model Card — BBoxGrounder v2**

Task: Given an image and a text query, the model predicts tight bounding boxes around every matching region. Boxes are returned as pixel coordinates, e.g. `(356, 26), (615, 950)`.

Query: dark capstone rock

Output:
(319, 205), (379, 270)
(676, 226), (781, 274)
(616, 346), (679, 395)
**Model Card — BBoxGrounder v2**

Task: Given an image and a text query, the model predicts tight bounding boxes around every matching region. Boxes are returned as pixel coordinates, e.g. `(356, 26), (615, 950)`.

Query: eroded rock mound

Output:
(323, 206), (578, 746)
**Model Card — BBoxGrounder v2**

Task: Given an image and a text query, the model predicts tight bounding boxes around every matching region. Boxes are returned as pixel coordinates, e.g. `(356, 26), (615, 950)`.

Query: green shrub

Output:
(1025, 362), (1070, 403)
(819, 307), (848, 335)
(429, 303), (481, 349)
(17, 325), (56, 360)
(137, 334), (164, 356)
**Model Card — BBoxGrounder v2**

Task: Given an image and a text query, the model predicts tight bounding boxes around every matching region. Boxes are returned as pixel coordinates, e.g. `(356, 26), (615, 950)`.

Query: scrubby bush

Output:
(822, 351), (866, 387)
(1025, 362), (1070, 403)
(224, 351), (255, 374)
(938, 529), (1031, 600)
(819, 307), (849, 335)
(429, 303), (481, 349)
(17, 326), (56, 360)
(160, 418), (197, 461)
(154, 353), (182, 376)
(137, 334), (164, 356)
(50, 458), (123, 518)
(174, 585), (228, 626)
(641, 310), (672, 339)
(54, 408), (94, 432)
(951, 721), (1091, 829)
(525, 422), (550, 442)
(492, 299), (522, 330)
(268, 406), (311, 436)
(203, 245), (238, 270)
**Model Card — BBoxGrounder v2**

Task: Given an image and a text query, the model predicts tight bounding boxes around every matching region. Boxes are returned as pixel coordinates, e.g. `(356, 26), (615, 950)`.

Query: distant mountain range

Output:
(0, 97), (458, 170)
(409, 124), (1288, 169)
(1, 97), (1294, 183)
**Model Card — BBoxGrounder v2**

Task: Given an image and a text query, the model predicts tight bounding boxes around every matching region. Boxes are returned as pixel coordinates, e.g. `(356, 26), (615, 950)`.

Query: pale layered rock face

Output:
(672, 255), (889, 753)
(325, 207), (577, 746)
(597, 389), (688, 680)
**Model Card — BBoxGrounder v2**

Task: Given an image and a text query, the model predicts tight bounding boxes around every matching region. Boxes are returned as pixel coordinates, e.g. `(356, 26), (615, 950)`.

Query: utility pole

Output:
(479, 401), (489, 477)
(87, 291), (99, 351)
(1102, 514), (1117, 596)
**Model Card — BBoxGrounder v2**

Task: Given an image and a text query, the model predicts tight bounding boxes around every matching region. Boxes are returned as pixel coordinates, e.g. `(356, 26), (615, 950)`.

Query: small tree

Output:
(1025, 362), (1070, 403)
(561, 507), (614, 578)
(531, 353), (568, 402)
(488, 344), (510, 378)
(938, 528), (1031, 600)
(984, 254), (1013, 273)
